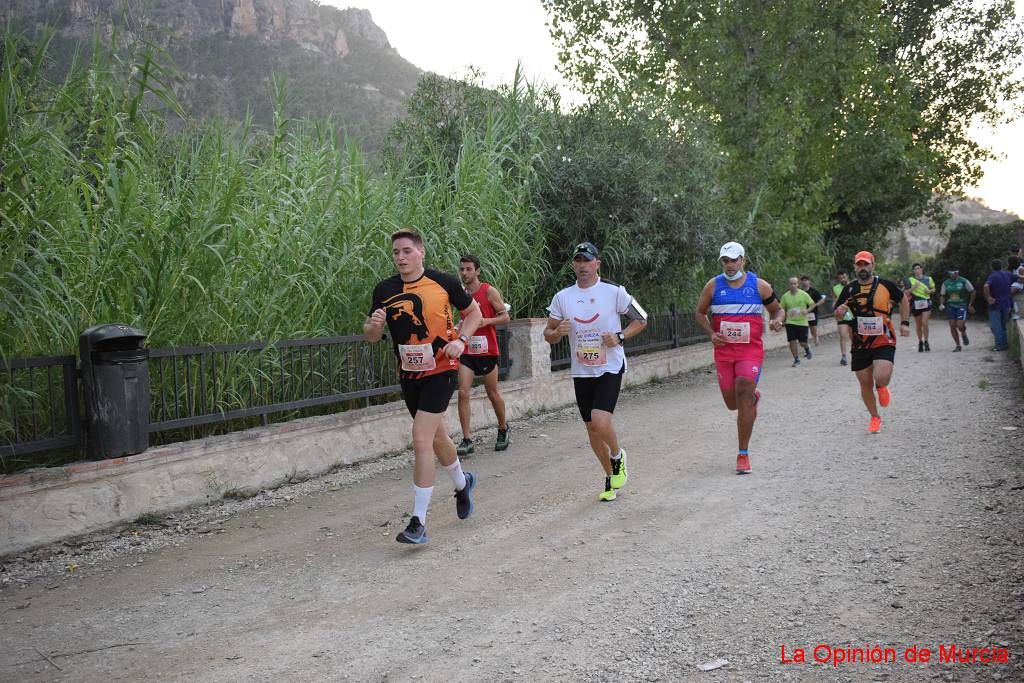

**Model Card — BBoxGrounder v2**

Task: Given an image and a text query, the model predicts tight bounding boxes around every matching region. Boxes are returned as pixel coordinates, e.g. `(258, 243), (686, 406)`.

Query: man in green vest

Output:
(903, 263), (936, 352)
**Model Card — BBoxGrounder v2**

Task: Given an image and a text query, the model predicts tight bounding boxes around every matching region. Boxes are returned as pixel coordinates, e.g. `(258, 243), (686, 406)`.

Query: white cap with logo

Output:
(719, 242), (745, 259)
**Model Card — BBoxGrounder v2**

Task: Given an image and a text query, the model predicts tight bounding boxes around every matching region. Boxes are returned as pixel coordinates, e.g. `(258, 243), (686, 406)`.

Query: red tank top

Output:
(466, 282), (500, 357)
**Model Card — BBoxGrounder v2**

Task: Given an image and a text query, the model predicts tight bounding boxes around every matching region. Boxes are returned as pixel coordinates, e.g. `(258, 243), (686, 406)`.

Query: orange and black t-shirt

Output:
(370, 269), (473, 380)
(835, 277), (904, 351)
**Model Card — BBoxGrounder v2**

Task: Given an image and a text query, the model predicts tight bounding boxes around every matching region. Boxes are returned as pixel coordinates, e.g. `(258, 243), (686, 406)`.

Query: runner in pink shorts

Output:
(695, 242), (784, 474)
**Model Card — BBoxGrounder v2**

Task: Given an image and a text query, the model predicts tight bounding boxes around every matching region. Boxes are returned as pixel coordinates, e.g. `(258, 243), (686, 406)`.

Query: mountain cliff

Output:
(2, 0), (422, 149)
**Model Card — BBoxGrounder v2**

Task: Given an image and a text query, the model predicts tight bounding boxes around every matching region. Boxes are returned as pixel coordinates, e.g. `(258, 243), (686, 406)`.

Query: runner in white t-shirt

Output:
(544, 241), (648, 502)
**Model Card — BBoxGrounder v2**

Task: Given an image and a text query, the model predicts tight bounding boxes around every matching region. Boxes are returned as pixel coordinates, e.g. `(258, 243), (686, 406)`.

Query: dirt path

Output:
(2, 333), (1022, 682)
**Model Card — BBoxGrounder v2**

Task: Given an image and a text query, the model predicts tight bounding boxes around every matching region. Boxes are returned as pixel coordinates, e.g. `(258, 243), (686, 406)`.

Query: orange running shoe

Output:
(876, 386), (891, 407)
(736, 453), (752, 474)
(868, 415), (882, 433)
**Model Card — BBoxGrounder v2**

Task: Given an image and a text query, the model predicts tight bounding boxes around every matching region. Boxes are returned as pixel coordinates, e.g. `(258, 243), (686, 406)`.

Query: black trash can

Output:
(79, 324), (149, 459)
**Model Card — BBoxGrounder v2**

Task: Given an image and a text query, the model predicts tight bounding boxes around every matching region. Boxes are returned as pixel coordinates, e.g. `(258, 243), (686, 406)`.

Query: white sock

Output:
(413, 485), (433, 523)
(444, 459), (467, 491)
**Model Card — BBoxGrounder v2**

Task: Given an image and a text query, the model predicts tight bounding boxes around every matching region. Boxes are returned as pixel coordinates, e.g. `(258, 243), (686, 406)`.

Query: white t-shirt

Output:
(548, 279), (636, 377)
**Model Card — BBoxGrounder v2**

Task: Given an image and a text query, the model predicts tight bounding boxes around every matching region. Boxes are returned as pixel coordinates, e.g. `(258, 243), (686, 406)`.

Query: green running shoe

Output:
(610, 449), (628, 490)
(456, 438), (474, 456)
(599, 477), (616, 501)
(494, 426), (511, 452)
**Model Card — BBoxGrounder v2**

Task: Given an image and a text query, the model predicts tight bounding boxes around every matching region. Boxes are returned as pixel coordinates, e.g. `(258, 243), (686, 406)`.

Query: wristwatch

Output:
(458, 334), (469, 343)
(616, 331), (626, 344)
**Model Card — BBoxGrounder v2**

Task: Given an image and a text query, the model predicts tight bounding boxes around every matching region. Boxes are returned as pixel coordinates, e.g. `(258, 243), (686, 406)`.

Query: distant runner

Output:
(365, 229), (482, 545)
(833, 251), (910, 434)
(799, 275), (827, 346)
(832, 269), (853, 366)
(695, 242), (784, 474)
(544, 241), (648, 502)
(780, 277), (815, 367)
(903, 263), (936, 352)
(938, 267), (975, 352)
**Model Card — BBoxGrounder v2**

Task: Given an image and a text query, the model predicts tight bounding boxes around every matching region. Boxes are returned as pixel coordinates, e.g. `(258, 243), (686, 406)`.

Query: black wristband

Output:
(900, 320), (910, 327)
(458, 334), (468, 343)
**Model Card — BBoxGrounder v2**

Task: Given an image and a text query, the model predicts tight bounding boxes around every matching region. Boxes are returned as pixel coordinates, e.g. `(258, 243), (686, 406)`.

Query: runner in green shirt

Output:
(939, 267), (976, 352)
(781, 277), (816, 367)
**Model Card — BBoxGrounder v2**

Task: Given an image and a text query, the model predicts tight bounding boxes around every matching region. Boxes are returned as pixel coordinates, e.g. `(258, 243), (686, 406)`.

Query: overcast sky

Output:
(332, 0), (1023, 218)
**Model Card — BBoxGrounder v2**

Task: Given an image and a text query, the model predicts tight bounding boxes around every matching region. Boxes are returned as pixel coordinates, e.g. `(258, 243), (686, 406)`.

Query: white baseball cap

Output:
(719, 242), (745, 259)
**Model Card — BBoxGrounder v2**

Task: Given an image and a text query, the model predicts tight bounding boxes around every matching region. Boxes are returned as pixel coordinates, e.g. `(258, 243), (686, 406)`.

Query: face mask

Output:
(723, 269), (745, 281)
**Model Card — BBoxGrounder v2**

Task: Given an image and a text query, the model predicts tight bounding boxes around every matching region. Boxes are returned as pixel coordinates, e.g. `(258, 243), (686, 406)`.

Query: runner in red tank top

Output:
(456, 255), (512, 454)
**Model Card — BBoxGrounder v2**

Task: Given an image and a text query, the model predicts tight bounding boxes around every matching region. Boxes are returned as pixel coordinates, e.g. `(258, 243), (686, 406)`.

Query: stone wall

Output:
(0, 319), (835, 556)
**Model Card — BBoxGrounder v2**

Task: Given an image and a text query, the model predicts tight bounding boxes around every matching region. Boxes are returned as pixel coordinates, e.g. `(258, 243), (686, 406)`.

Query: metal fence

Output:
(0, 355), (81, 459)
(550, 306), (707, 371)
(149, 327), (512, 438)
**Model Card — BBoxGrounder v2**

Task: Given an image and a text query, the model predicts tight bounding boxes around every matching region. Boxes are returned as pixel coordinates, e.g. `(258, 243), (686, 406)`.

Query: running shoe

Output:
(962, 332), (970, 346)
(494, 426), (511, 452)
(918, 341), (924, 353)
(840, 356), (848, 366)
(454, 471), (476, 519)
(804, 347), (813, 360)
(599, 477), (616, 501)
(610, 449), (628, 489)
(868, 415), (882, 433)
(396, 516), (427, 544)
(953, 345), (962, 352)
(792, 358), (801, 367)
(456, 438), (474, 456)
(876, 386), (891, 408)
(736, 453), (752, 474)
(924, 340), (931, 352)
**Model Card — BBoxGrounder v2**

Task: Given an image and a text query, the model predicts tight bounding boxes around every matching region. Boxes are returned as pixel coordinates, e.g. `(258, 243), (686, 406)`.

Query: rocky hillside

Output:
(886, 196), (1021, 260)
(2, 0), (422, 150)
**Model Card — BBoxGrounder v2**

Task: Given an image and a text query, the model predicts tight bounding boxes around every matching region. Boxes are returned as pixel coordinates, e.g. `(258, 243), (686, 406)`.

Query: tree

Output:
(542, 0), (1023, 268)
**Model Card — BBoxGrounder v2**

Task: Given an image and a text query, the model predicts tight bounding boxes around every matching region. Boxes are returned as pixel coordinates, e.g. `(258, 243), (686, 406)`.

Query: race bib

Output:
(720, 321), (751, 344)
(806, 312), (816, 322)
(575, 329), (607, 367)
(787, 308), (803, 319)
(857, 316), (884, 336)
(467, 335), (489, 355)
(914, 299), (930, 310)
(398, 343), (436, 372)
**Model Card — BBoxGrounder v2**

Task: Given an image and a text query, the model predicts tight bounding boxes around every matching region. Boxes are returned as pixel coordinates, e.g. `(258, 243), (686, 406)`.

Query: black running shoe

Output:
(456, 438), (474, 456)
(924, 340), (930, 352)
(454, 471), (476, 520)
(396, 516), (427, 544)
(962, 332), (970, 346)
(918, 341), (924, 353)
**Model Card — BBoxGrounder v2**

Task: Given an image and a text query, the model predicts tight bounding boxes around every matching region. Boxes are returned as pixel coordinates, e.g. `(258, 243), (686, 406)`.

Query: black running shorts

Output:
(401, 371), (457, 417)
(573, 368), (624, 422)
(910, 300), (932, 317)
(785, 324), (809, 343)
(850, 345), (896, 372)
(460, 354), (499, 377)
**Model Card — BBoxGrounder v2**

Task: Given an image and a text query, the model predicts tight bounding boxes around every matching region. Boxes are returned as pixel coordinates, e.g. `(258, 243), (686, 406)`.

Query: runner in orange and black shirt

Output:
(364, 229), (482, 545)
(834, 250), (911, 434)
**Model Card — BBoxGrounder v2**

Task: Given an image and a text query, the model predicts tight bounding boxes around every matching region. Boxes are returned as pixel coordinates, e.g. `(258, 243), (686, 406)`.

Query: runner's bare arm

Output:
(364, 308), (387, 343)
(446, 300), (481, 358)
(758, 278), (785, 332)
(543, 317), (571, 344)
(968, 282), (977, 313)
(485, 286), (511, 327)
(694, 279), (725, 343)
